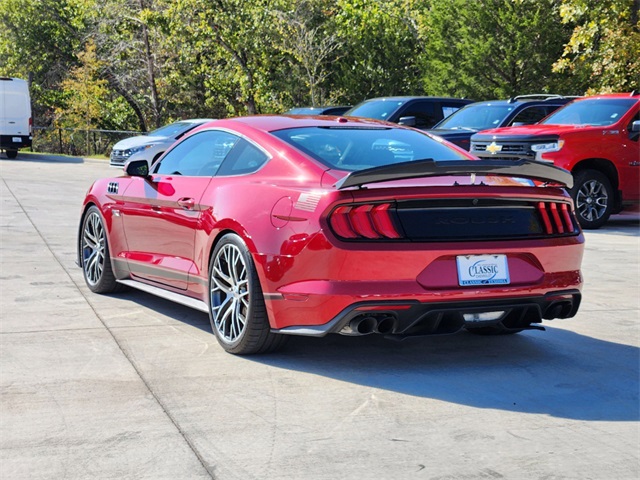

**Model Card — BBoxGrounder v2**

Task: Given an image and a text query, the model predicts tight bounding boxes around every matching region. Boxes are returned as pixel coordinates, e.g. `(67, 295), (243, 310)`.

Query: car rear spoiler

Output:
(335, 158), (573, 189)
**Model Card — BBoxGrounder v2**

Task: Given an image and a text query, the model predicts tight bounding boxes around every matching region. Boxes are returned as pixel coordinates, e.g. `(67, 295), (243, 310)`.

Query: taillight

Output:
(29, 117), (33, 135)
(329, 203), (403, 240)
(537, 202), (576, 235)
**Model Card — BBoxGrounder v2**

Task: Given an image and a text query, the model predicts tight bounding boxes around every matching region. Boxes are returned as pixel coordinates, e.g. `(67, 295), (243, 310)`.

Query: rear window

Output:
(271, 126), (468, 171)
(542, 98), (637, 126)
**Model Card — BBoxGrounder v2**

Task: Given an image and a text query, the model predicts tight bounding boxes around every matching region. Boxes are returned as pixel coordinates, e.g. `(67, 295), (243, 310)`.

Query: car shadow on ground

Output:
(107, 288), (212, 330)
(252, 328), (639, 422)
(113, 286), (638, 423)
(1, 152), (85, 164)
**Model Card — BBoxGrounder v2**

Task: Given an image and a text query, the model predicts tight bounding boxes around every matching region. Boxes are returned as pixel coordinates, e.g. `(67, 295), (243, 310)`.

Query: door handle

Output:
(177, 197), (195, 210)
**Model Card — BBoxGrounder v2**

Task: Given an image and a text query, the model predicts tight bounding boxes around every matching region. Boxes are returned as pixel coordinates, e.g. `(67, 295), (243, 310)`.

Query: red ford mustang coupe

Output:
(78, 115), (584, 354)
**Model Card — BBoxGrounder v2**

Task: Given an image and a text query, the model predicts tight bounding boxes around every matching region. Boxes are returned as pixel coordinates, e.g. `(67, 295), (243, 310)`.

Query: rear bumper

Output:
(1, 135), (32, 150)
(274, 290), (582, 337)
(256, 230), (584, 332)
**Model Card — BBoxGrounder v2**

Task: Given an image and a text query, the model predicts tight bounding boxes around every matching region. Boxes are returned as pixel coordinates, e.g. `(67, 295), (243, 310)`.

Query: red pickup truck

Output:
(470, 93), (640, 228)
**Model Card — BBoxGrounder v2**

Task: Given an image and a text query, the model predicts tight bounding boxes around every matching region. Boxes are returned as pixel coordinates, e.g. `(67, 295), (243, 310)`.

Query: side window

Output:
(154, 130), (239, 176)
(398, 101), (438, 128)
(510, 106), (549, 125)
(441, 103), (464, 119)
(216, 138), (269, 176)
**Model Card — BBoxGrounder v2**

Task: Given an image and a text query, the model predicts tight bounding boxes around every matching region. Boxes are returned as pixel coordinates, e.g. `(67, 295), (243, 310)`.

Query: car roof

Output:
(202, 114), (399, 133)
(463, 96), (576, 108)
(572, 92), (640, 101)
(358, 96), (471, 102)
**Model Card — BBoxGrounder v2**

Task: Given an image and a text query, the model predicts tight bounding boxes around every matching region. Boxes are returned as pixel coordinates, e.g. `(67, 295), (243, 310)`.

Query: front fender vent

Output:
(107, 182), (119, 194)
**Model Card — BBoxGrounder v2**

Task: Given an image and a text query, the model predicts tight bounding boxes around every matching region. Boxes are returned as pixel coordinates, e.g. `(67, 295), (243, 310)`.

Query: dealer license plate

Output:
(12, 137), (21, 143)
(456, 254), (510, 286)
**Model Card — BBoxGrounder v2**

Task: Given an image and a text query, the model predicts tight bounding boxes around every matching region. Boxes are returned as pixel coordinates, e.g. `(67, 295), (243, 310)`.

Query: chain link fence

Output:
(32, 126), (144, 157)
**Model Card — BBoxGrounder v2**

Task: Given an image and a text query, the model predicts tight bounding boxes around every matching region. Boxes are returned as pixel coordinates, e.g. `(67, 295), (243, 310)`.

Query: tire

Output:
(6, 149), (18, 159)
(571, 169), (614, 229)
(80, 206), (123, 293)
(208, 234), (288, 355)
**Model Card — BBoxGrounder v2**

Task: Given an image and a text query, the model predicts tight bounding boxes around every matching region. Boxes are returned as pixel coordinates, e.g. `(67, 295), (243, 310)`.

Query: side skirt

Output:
(117, 279), (209, 313)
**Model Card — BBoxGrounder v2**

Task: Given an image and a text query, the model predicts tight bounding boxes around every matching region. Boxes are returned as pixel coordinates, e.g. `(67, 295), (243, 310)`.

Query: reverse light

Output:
(463, 311), (505, 322)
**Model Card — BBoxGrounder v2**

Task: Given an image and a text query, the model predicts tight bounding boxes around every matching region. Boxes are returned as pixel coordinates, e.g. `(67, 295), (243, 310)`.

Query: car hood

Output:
(426, 128), (477, 139)
(112, 135), (168, 150)
(474, 124), (601, 139)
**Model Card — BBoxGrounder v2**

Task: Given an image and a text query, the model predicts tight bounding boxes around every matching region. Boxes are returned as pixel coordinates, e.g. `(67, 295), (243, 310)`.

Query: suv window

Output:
(510, 106), (550, 125)
(397, 100), (438, 128)
(441, 104), (464, 119)
(346, 100), (406, 121)
(154, 130), (238, 176)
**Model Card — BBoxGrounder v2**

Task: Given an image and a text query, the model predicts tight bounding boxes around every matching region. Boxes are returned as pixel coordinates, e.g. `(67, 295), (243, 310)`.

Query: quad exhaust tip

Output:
(342, 314), (397, 336)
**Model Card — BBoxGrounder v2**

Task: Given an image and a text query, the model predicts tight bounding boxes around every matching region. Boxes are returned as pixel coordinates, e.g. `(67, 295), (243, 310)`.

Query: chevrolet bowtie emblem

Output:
(486, 142), (502, 154)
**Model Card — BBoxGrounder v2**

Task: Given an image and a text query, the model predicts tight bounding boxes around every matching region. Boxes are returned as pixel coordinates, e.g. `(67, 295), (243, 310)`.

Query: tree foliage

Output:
(553, 0), (640, 93)
(0, 0), (634, 131)
(0, 0), (89, 120)
(420, 0), (574, 99)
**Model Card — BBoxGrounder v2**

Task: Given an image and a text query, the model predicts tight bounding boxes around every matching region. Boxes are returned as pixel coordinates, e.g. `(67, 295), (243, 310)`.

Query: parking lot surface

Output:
(1, 153), (638, 479)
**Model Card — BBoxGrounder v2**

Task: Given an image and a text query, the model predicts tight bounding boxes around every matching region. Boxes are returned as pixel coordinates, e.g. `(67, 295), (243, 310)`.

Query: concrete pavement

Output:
(1, 153), (638, 479)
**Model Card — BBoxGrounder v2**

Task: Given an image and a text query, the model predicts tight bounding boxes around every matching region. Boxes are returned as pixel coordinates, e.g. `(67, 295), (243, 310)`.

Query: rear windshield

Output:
(437, 104), (515, 130)
(542, 98), (636, 126)
(271, 126), (468, 171)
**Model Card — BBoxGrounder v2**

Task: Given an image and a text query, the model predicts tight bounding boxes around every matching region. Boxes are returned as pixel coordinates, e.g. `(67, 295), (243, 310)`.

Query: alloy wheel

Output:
(210, 243), (250, 343)
(82, 211), (106, 285)
(575, 178), (608, 223)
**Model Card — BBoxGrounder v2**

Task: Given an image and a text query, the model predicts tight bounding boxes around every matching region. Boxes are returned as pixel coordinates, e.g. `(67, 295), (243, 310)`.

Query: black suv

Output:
(344, 96), (473, 129)
(426, 95), (578, 150)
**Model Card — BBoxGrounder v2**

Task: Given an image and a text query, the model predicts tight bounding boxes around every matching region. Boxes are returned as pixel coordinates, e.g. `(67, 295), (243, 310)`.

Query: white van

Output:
(0, 77), (33, 159)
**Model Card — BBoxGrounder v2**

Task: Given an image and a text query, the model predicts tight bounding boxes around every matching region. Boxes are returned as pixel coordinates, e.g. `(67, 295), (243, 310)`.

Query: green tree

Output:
(330, 0), (423, 103)
(56, 40), (109, 129)
(553, 0), (640, 93)
(88, 0), (171, 130)
(273, 0), (342, 107)
(420, 0), (574, 99)
(0, 0), (89, 124)
(165, 0), (293, 116)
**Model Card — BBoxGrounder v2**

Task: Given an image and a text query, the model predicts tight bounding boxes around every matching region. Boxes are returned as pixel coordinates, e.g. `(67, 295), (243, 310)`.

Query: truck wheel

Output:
(571, 169), (613, 229)
(6, 150), (18, 159)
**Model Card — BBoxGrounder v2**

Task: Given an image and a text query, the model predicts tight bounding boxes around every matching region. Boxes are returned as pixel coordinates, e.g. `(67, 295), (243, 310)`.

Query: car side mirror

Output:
(511, 122), (526, 127)
(398, 116), (417, 127)
(631, 120), (640, 132)
(125, 159), (150, 177)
